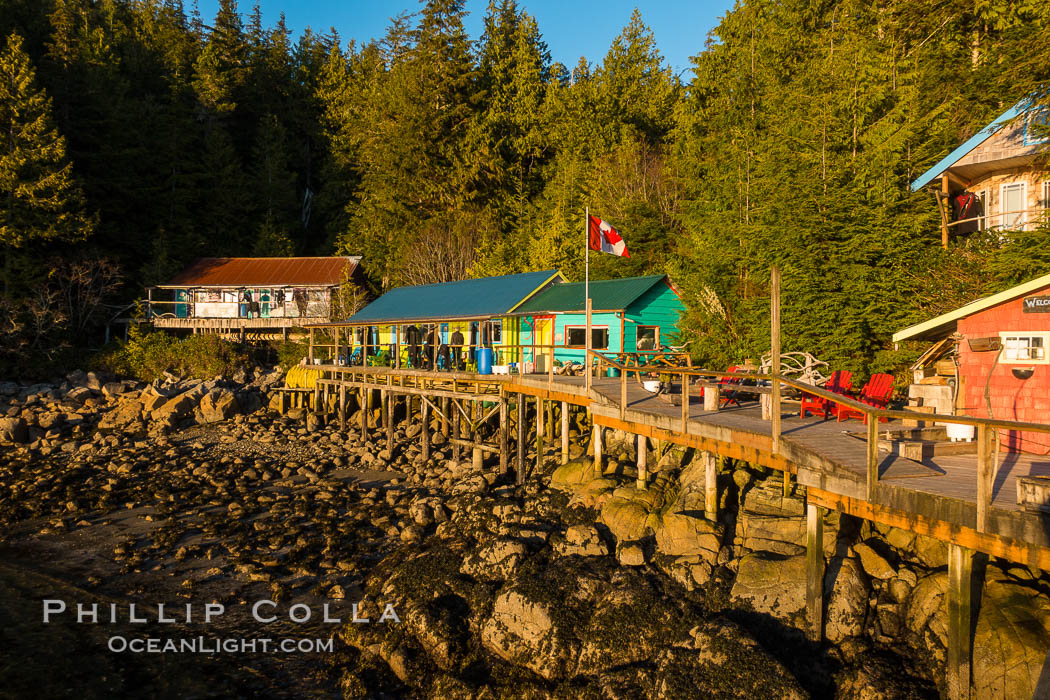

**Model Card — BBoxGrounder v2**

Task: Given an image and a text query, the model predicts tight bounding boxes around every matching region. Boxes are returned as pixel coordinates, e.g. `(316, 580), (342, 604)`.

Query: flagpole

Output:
(585, 207), (591, 392)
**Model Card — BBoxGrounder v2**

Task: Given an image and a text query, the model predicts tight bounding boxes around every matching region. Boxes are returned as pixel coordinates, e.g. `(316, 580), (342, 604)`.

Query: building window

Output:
(1000, 332), (1049, 364)
(487, 320), (502, 343)
(565, 326), (609, 349)
(636, 325), (659, 350)
(1000, 182), (1027, 230)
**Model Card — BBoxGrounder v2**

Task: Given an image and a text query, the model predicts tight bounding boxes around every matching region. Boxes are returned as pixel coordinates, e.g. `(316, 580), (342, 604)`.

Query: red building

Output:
(893, 273), (1050, 454)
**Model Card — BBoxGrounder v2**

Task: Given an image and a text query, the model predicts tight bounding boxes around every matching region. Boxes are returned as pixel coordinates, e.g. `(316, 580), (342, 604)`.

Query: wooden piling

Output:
(703, 451), (717, 520)
(421, 399), (430, 461)
(947, 543), (975, 700)
(338, 384), (346, 429)
(636, 434), (647, 490)
(499, 397), (509, 474)
(516, 394), (526, 486)
(385, 392), (394, 450)
(593, 424), (603, 472)
(561, 401), (570, 464)
(452, 403), (461, 463)
(359, 388), (367, 433)
(441, 397), (450, 437)
(806, 503), (824, 642)
(535, 397), (544, 472)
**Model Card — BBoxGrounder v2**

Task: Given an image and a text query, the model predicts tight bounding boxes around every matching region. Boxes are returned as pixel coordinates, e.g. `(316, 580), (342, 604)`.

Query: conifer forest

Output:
(1, 0), (1049, 375)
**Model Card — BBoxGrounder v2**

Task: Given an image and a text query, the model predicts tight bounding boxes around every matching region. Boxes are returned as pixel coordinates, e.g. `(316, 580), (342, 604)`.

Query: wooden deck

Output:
(507, 374), (1050, 568)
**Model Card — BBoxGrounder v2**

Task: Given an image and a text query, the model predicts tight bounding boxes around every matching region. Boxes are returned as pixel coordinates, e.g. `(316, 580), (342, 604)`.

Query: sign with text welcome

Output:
(1022, 296), (1050, 313)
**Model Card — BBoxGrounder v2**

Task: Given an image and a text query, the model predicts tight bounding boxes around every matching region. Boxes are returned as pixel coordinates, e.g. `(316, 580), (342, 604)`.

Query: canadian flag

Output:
(588, 215), (630, 257)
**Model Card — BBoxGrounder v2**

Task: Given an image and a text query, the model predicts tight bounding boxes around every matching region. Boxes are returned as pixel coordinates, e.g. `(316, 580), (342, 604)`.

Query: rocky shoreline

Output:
(1, 369), (1048, 698)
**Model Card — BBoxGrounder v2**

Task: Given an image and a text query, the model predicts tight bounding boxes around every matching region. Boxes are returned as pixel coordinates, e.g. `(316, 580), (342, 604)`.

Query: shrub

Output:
(93, 325), (249, 382)
(275, 340), (308, 369)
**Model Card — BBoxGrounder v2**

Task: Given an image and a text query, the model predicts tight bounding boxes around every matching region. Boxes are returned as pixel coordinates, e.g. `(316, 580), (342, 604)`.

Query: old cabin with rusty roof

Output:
(146, 256), (365, 338)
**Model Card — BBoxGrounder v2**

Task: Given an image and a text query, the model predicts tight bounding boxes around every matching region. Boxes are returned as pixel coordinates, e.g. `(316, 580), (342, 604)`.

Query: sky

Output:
(194, 0), (735, 77)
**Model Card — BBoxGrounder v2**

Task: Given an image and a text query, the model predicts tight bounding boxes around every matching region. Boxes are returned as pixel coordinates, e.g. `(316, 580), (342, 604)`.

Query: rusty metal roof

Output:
(161, 257), (361, 287)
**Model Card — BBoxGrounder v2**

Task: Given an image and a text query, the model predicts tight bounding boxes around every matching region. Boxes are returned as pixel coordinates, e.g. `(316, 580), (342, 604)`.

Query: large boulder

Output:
(901, 571), (948, 667)
(150, 389), (201, 424)
(481, 589), (577, 680)
(97, 397), (144, 430)
(553, 525), (608, 558)
(0, 416), (27, 443)
(600, 495), (654, 541)
(824, 557), (870, 642)
(653, 512), (721, 558)
(852, 540), (897, 581)
(199, 389), (241, 423)
(972, 568), (1050, 700)
(550, 457), (598, 492)
(730, 551), (807, 619)
(736, 513), (806, 556)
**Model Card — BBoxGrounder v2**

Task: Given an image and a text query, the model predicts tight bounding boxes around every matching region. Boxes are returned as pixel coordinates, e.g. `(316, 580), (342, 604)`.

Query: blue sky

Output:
(194, 1), (734, 76)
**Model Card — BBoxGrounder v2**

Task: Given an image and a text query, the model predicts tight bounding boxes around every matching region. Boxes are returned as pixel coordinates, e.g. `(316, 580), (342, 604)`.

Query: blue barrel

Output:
(476, 348), (493, 374)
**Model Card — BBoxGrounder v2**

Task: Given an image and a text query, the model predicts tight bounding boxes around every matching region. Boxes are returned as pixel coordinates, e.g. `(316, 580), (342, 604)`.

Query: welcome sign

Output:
(1023, 296), (1050, 313)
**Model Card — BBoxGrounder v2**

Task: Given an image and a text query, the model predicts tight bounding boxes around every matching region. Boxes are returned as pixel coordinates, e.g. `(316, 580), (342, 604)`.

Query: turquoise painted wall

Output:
(550, 312), (622, 363)
(624, 282), (684, 350)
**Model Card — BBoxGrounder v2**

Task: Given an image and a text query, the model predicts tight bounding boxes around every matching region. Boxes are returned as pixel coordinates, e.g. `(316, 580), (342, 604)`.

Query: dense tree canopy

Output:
(1, 0), (1049, 374)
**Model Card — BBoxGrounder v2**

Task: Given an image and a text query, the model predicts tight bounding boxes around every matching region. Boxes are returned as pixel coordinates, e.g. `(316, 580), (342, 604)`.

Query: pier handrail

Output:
(586, 349), (1050, 533)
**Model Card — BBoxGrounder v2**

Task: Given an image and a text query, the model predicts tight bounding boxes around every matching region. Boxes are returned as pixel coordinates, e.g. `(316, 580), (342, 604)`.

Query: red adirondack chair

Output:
(718, 366), (745, 407)
(799, 370), (853, 419)
(836, 373), (895, 423)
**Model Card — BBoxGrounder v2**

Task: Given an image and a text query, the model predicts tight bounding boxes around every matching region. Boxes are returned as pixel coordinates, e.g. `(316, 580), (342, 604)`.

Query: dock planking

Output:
(509, 372), (1050, 567)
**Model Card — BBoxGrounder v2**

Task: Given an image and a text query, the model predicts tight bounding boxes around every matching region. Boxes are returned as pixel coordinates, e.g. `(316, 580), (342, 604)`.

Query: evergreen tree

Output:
(0, 31), (91, 292)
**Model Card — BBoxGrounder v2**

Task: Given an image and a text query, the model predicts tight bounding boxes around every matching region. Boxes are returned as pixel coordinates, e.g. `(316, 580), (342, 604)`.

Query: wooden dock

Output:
(299, 362), (1049, 700)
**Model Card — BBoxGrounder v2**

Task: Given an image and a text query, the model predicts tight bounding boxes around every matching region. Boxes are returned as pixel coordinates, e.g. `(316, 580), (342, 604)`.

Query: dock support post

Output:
(636, 434), (647, 490)
(441, 397), (450, 437)
(473, 444), (484, 472)
(385, 392), (394, 451)
(338, 385), (346, 429)
(703, 451), (717, 521)
(593, 424), (603, 472)
(516, 394), (526, 486)
(358, 388), (367, 434)
(783, 471), (792, 497)
(421, 399), (430, 462)
(681, 376), (689, 431)
(313, 383), (321, 413)
(452, 403), (461, 463)
(561, 401), (570, 464)
(806, 503), (824, 642)
(535, 398), (544, 472)
(947, 543), (975, 700)
(499, 397), (509, 474)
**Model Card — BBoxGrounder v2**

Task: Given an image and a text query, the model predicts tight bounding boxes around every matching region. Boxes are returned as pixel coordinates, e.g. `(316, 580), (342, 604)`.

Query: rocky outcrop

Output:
(731, 551), (807, 618)
(973, 567), (1050, 699)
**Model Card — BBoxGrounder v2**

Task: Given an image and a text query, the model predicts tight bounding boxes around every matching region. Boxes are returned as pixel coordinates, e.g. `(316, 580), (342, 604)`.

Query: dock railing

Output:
(586, 350), (1050, 533)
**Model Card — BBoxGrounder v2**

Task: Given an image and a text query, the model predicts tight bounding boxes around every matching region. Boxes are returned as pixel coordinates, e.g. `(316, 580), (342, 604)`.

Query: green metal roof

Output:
(513, 275), (671, 314)
(347, 270), (562, 324)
